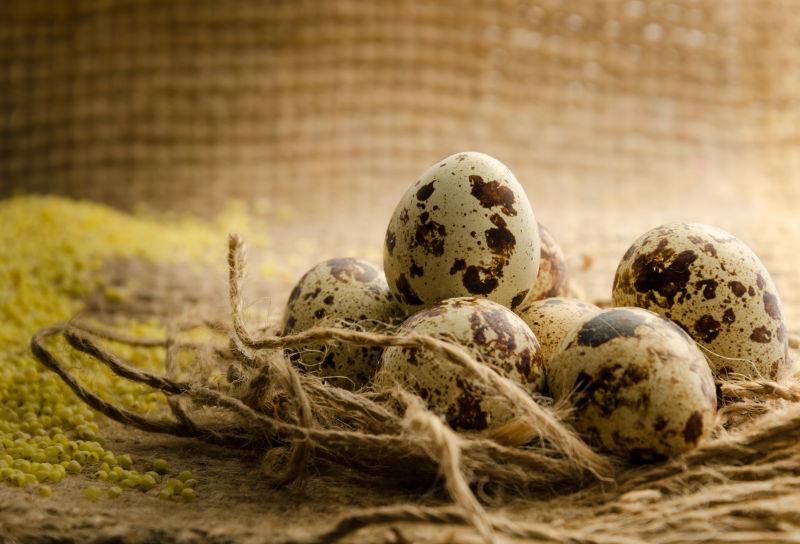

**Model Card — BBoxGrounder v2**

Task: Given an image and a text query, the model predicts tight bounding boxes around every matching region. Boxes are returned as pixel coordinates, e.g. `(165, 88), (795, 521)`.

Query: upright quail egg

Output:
(383, 152), (541, 313)
(516, 297), (600, 365)
(526, 223), (568, 301)
(549, 307), (717, 462)
(281, 258), (404, 389)
(375, 297), (545, 432)
(613, 223), (790, 380)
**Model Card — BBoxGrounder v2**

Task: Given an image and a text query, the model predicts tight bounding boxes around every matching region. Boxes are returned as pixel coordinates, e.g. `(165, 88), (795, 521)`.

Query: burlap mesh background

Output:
(3, 0), (800, 316)
(3, 1), (800, 542)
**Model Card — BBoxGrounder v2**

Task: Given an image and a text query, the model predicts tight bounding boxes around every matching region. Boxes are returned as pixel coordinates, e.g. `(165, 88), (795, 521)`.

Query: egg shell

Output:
(549, 307), (717, 462)
(527, 223), (568, 301)
(375, 297), (545, 432)
(612, 222), (790, 380)
(281, 258), (404, 389)
(516, 297), (600, 366)
(383, 151), (541, 313)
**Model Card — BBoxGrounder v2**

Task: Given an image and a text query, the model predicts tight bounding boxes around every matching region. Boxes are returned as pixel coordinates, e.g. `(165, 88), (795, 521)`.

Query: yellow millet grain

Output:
(0, 196), (272, 499)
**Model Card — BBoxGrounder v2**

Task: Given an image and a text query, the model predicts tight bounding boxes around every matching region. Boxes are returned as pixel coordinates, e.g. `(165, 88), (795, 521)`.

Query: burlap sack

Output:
(2, 1), (800, 542)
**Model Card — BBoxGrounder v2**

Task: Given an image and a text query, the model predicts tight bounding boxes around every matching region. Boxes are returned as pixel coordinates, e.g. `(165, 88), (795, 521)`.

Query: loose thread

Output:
(228, 233), (314, 486)
(26, 233), (800, 544)
(400, 392), (496, 544)
(225, 235), (611, 480)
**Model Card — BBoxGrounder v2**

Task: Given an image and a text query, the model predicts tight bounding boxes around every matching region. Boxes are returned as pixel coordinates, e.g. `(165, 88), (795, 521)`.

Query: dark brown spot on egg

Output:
(511, 289), (529, 309)
(729, 281), (747, 297)
(394, 274), (424, 306)
(468, 175), (517, 216)
(516, 348), (532, 379)
(385, 230), (396, 255)
(447, 377), (489, 431)
(468, 307), (518, 356)
(722, 308), (736, 324)
(757, 274), (766, 290)
(412, 217), (447, 256)
(695, 279), (717, 300)
(399, 208), (410, 224)
(450, 258), (466, 275)
(629, 448), (668, 464)
(622, 244), (636, 262)
(489, 213), (507, 228)
(763, 292), (782, 320)
(288, 284), (302, 304)
(689, 236), (717, 257)
(654, 416), (668, 432)
(571, 362), (650, 417)
(631, 241), (698, 308)
(321, 352), (336, 370)
(750, 326), (772, 343)
(683, 411), (703, 444)
(328, 259), (378, 283)
(694, 314), (721, 343)
(462, 265), (500, 295)
(576, 309), (646, 347)
(485, 222), (516, 258)
(416, 180), (436, 201)
(409, 261), (424, 278)
(284, 315), (296, 331)
(303, 287), (322, 301)
(613, 269), (630, 294)
(314, 308), (326, 319)
(748, 286), (756, 297)
(323, 295), (334, 305)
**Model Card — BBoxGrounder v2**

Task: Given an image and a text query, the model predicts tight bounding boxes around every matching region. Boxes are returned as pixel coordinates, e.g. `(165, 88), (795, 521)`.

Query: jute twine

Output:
(31, 234), (800, 544)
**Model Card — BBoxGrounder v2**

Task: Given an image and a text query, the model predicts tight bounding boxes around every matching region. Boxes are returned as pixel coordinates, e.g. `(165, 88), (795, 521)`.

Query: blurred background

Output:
(2, 0), (799, 318)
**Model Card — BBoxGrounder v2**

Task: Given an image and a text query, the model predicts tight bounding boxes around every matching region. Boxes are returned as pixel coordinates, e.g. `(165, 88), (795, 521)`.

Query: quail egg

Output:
(375, 297), (545, 432)
(613, 223), (790, 380)
(281, 258), (404, 389)
(516, 297), (600, 365)
(527, 223), (568, 301)
(549, 307), (717, 462)
(384, 152), (541, 313)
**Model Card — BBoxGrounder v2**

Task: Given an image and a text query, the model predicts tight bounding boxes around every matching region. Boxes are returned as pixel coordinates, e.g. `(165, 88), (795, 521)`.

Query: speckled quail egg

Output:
(549, 307), (717, 462)
(383, 152), (541, 313)
(516, 297), (600, 366)
(375, 297), (545, 432)
(526, 223), (568, 301)
(281, 258), (404, 389)
(613, 223), (790, 380)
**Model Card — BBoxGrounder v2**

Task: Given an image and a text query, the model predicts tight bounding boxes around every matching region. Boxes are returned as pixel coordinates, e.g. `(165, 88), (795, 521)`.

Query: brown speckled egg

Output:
(516, 297), (600, 365)
(527, 223), (568, 301)
(613, 223), (790, 380)
(375, 297), (545, 432)
(383, 152), (541, 313)
(549, 307), (717, 462)
(281, 258), (404, 389)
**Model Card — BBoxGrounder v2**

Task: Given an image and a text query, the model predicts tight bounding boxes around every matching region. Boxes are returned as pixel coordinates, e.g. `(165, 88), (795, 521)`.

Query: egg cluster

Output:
(282, 152), (791, 462)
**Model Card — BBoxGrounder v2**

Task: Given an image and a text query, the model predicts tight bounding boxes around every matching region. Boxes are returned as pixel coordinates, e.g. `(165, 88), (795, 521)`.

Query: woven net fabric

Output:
(2, 0), (800, 211)
(3, 0), (800, 321)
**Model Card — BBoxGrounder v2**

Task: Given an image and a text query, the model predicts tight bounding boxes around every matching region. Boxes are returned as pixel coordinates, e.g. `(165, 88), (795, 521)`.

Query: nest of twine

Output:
(30, 234), (800, 544)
